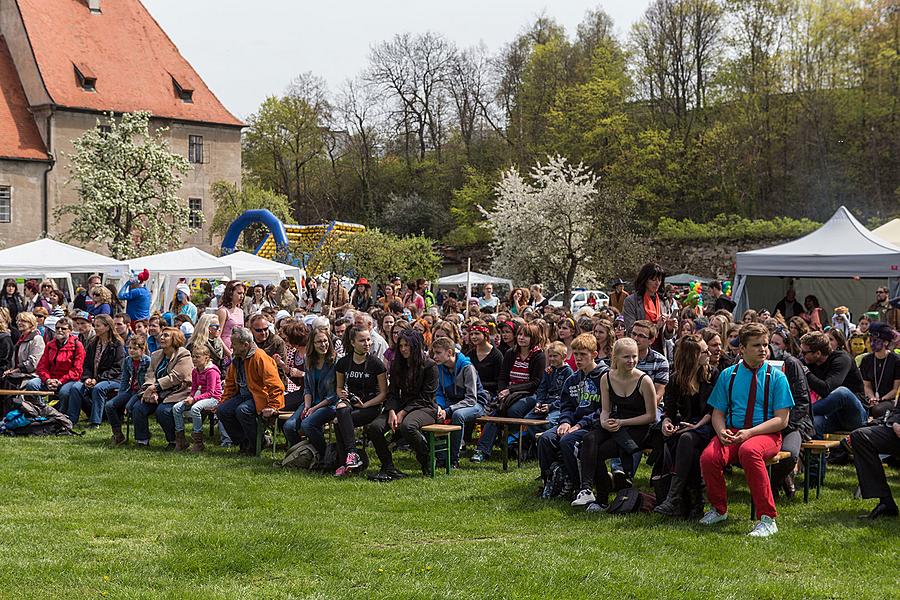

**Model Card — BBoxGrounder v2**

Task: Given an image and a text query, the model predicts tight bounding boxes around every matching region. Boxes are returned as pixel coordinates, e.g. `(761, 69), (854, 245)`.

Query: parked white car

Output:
(548, 289), (609, 312)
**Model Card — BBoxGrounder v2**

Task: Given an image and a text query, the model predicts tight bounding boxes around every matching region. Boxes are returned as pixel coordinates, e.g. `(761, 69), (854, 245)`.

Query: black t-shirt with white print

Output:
(336, 354), (387, 403)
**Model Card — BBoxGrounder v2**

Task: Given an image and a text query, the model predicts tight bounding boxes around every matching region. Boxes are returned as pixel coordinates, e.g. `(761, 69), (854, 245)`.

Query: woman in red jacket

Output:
(23, 316), (85, 407)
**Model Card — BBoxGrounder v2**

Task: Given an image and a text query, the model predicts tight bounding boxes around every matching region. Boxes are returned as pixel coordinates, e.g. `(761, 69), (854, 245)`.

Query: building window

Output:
(172, 76), (194, 103)
(74, 64), (96, 92)
(188, 197), (202, 229)
(0, 186), (10, 223)
(188, 135), (204, 164)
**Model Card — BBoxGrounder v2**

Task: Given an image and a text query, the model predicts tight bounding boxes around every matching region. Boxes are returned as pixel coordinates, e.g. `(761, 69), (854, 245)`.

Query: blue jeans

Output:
(130, 400), (159, 443)
(300, 405), (337, 455)
(152, 403), (177, 443)
(476, 394), (538, 456)
(24, 377), (76, 410)
(218, 395), (258, 447)
(67, 380), (120, 425)
(537, 426), (590, 487)
(449, 404), (485, 463)
(105, 389), (140, 428)
(523, 408), (560, 443)
(283, 405), (305, 448)
(812, 386), (868, 436)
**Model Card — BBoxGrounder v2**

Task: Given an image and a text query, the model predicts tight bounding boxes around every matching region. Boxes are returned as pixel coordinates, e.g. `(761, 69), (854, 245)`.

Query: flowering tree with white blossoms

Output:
(481, 155), (643, 305)
(56, 111), (193, 259)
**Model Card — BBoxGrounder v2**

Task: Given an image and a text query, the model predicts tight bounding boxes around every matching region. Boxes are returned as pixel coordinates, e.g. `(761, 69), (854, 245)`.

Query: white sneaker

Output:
(571, 488), (596, 507)
(749, 515), (778, 537)
(699, 508), (728, 525)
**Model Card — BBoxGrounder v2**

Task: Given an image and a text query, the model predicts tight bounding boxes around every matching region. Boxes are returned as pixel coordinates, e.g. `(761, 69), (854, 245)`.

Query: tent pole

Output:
(466, 258), (472, 308)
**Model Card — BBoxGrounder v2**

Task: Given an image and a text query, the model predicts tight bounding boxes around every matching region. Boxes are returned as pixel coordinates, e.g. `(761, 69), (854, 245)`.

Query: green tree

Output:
(338, 229), (441, 284)
(444, 168), (495, 246)
(57, 112), (191, 259)
(208, 181), (294, 251)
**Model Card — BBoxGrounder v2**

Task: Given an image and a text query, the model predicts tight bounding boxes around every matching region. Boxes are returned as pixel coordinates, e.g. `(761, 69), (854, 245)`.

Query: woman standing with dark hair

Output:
(622, 262), (675, 353)
(365, 329), (437, 480)
(804, 295), (826, 331)
(654, 334), (718, 518)
(0, 279), (26, 336)
(217, 281), (245, 358)
(350, 278), (374, 312)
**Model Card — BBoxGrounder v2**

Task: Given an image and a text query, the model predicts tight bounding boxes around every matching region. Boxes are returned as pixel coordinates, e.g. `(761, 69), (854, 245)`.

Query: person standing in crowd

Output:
(275, 279), (298, 312)
(218, 327), (284, 455)
(774, 288), (804, 320)
(800, 331), (868, 435)
(170, 283), (198, 324)
(87, 286), (113, 318)
(283, 328), (337, 452)
(74, 274), (102, 312)
(118, 269), (151, 322)
(24, 317), (84, 407)
(859, 323), (899, 420)
(303, 278), (322, 314)
(622, 263), (675, 353)
(803, 295), (827, 331)
(350, 277), (374, 312)
(572, 337), (657, 511)
(324, 276), (349, 309)
(530, 284), (548, 310)
(334, 326), (388, 475)
(479, 283), (499, 314)
(171, 344), (223, 452)
(709, 281), (736, 313)
(244, 284), (270, 316)
(352, 312), (388, 363)
(654, 335), (718, 518)
(609, 279), (628, 314)
(1, 279), (26, 338)
(217, 281), (246, 358)
(850, 404), (900, 519)
(699, 323), (794, 537)
(66, 314), (124, 429)
(418, 279), (436, 310)
(509, 288), (530, 317)
(868, 286), (900, 329)
(0, 309), (13, 377)
(132, 327), (192, 448)
(366, 329), (437, 480)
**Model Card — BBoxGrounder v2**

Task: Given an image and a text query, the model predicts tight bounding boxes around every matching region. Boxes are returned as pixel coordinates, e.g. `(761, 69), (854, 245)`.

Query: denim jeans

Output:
(523, 408), (560, 443)
(24, 377), (76, 410)
(154, 403), (176, 442)
(67, 380), (120, 425)
(476, 394), (538, 457)
(130, 400), (159, 443)
(104, 389), (140, 428)
(283, 405), (305, 448)
(812, 386), (868, 436)
(172, 398), (219, 432)
(449, 404), (485, 463)
(537, 426), (590, 486)
(217, 395), (258, 447)
(300, 405), (337, 455)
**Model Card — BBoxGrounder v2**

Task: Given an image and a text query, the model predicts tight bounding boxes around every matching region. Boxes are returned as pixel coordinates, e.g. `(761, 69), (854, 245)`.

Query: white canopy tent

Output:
(127, 248), (236, 311)
(872, 218), (900, 247)
(218, 251), (305, 291)
(0, 239), (130, 302)
(734, 206), (900, 319)
(437, 271), (513, 288)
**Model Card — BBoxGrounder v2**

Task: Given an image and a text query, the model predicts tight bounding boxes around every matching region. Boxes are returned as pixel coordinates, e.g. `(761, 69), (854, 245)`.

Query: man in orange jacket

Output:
(219, 327), (284, 454)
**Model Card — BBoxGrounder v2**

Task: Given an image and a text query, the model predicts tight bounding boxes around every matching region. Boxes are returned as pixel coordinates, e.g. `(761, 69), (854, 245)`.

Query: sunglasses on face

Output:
(253, 328), (267, 333)
(209, 324), (220, 330)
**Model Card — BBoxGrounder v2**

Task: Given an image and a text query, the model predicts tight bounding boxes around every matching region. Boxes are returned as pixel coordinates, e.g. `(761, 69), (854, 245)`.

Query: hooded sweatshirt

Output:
(534, 363), (575, 410)
(557, 363), (608, 430)
(190, 362), (223, 403)
(435, 352), (491, 413)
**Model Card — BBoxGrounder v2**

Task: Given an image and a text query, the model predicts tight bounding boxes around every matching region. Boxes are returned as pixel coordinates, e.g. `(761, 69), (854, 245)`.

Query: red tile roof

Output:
(0, 36), (48, 160)
(16, 0), (243, 127)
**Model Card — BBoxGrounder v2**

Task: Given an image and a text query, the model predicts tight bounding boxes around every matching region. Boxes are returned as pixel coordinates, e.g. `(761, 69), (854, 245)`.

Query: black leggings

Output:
(667, 430), (708, 483)
(579, 426), (649, 496)
(365, 407), (436, 470)
(335, 403), (382, 461)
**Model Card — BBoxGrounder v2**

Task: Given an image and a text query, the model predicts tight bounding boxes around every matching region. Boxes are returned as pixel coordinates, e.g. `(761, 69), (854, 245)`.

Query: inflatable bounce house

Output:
(220, 210), (364, 275)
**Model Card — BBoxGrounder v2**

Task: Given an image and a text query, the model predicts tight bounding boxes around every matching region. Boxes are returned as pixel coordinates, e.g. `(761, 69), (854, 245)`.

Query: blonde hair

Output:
(90, 285), (112, 304)
(0, 307), (9, 333)
(546, 340), (567, 357)
(16, 311), (37, 330)
(611, 337), (639, 371)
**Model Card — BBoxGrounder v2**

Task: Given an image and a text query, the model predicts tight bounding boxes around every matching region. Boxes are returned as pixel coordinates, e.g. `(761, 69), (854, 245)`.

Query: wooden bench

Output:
(422, 424), (462, 477)
(800, 439), (841, 503)
(475, 416), (549, 471)
(0, 389), (53, 396)
(749, 451), (793, 520)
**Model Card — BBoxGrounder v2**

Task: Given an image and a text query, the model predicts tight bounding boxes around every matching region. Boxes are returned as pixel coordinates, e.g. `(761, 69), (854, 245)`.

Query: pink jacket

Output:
(190, 363), (223, 404)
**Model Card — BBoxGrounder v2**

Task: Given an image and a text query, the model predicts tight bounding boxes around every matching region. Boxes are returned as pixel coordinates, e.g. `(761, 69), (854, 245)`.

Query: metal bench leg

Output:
(501, 424), (509, 472)
(444, 434), (451, 475)
(428, 432), (436, 479)
(816, 453), (824, 499)
(517, 425), (525, 467)
(803, 449), (811, 504)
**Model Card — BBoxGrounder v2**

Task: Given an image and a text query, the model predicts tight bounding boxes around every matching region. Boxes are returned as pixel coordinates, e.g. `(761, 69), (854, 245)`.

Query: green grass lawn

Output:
(1, 428), (897, 599)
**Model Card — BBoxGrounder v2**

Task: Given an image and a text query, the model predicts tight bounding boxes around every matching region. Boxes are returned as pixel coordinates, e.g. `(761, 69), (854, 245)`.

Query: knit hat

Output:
(176, 283), (191, 297)
(275, 309), (291, 322)
(136, 269), (150, 283)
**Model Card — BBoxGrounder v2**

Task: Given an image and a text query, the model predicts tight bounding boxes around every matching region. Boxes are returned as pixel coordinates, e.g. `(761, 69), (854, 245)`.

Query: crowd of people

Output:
(0, 264), (898, 537)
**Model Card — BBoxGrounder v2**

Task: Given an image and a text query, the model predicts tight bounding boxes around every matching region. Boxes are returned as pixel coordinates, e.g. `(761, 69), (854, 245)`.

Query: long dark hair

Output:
(634, 263), (666, 297)
(673, 334), (710, 396)
(222, 281), (244, 309)
(390, 328), (426, 390)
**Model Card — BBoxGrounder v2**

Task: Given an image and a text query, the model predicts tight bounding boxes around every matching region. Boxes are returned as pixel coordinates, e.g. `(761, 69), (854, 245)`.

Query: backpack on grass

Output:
(607, 487), (656, 514)
(280, 441), (319, 470)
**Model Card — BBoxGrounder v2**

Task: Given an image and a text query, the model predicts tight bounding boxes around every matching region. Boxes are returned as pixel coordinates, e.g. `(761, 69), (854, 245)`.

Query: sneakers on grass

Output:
(699, 508), (728, 525)
(571, 488), (596, 507)
(749, 515), (778, 537)
(345, 451), (363, 470)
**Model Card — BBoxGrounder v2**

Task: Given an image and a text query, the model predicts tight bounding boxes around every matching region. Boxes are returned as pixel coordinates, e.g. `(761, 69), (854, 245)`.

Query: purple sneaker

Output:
(345, 451), (363, 470)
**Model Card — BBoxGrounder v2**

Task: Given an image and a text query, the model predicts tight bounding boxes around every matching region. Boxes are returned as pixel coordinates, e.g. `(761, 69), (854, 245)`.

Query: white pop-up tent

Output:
(437, 271), (513, 288)
(872, 218), (900, 247)
(734, 206), (900, 319)
(0, 239), (129, 302)
(127, 248), (236, 311)
(218, 251), (304, 290)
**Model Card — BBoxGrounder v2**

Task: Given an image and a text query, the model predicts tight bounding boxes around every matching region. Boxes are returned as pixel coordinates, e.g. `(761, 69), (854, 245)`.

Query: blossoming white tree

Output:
(481, 155), (643, 305)
(56, 111), (193, 259)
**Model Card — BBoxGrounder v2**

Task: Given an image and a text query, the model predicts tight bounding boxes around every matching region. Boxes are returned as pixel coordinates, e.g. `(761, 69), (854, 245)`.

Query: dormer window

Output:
(87, 0), (102, 14)
(172, 76), (194, 103)
(74, 63), (97, 92)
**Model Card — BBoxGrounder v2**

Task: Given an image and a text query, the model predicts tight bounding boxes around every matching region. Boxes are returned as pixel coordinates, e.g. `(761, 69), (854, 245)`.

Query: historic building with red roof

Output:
(0, 0), (242, 249)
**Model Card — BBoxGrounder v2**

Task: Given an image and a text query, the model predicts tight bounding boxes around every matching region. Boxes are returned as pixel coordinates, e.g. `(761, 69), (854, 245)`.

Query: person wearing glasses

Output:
(248, 313), (287, 384)
(23, 317), (85, 407)
(87, 286), (113, 317)
(799, 331), (868, 436)
(868, 286), (900, 329)
(622, 263), (676, 355)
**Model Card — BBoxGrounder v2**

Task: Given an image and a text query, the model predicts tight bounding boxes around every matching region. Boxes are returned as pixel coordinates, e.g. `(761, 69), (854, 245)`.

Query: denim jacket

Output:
(118, 354), (151, 394)
(303, 361), (338, 407)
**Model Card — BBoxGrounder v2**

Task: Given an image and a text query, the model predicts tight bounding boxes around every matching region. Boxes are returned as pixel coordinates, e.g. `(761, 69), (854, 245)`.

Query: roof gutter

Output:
(42, 111), (55, 237)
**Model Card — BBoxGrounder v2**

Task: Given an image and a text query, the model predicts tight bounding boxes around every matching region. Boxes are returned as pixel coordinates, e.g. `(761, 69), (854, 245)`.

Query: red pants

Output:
(700, 433), (781, 519)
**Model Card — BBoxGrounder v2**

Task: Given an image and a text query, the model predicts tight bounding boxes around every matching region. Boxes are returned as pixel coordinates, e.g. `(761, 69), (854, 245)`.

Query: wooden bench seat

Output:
(422, 424), (462, 477)
(799, 440), (842, 503)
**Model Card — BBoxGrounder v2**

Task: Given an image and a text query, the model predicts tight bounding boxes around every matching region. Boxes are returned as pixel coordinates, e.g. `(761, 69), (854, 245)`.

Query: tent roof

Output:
(437, 271), (514, 288)
(735, 206), (900, 277)
(0, 239), (128, 277)
(666, 273), (713, 286)
(218, 251), (302, 281)
(127, 248), (234, 278)
(872, 218), (900, 246)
